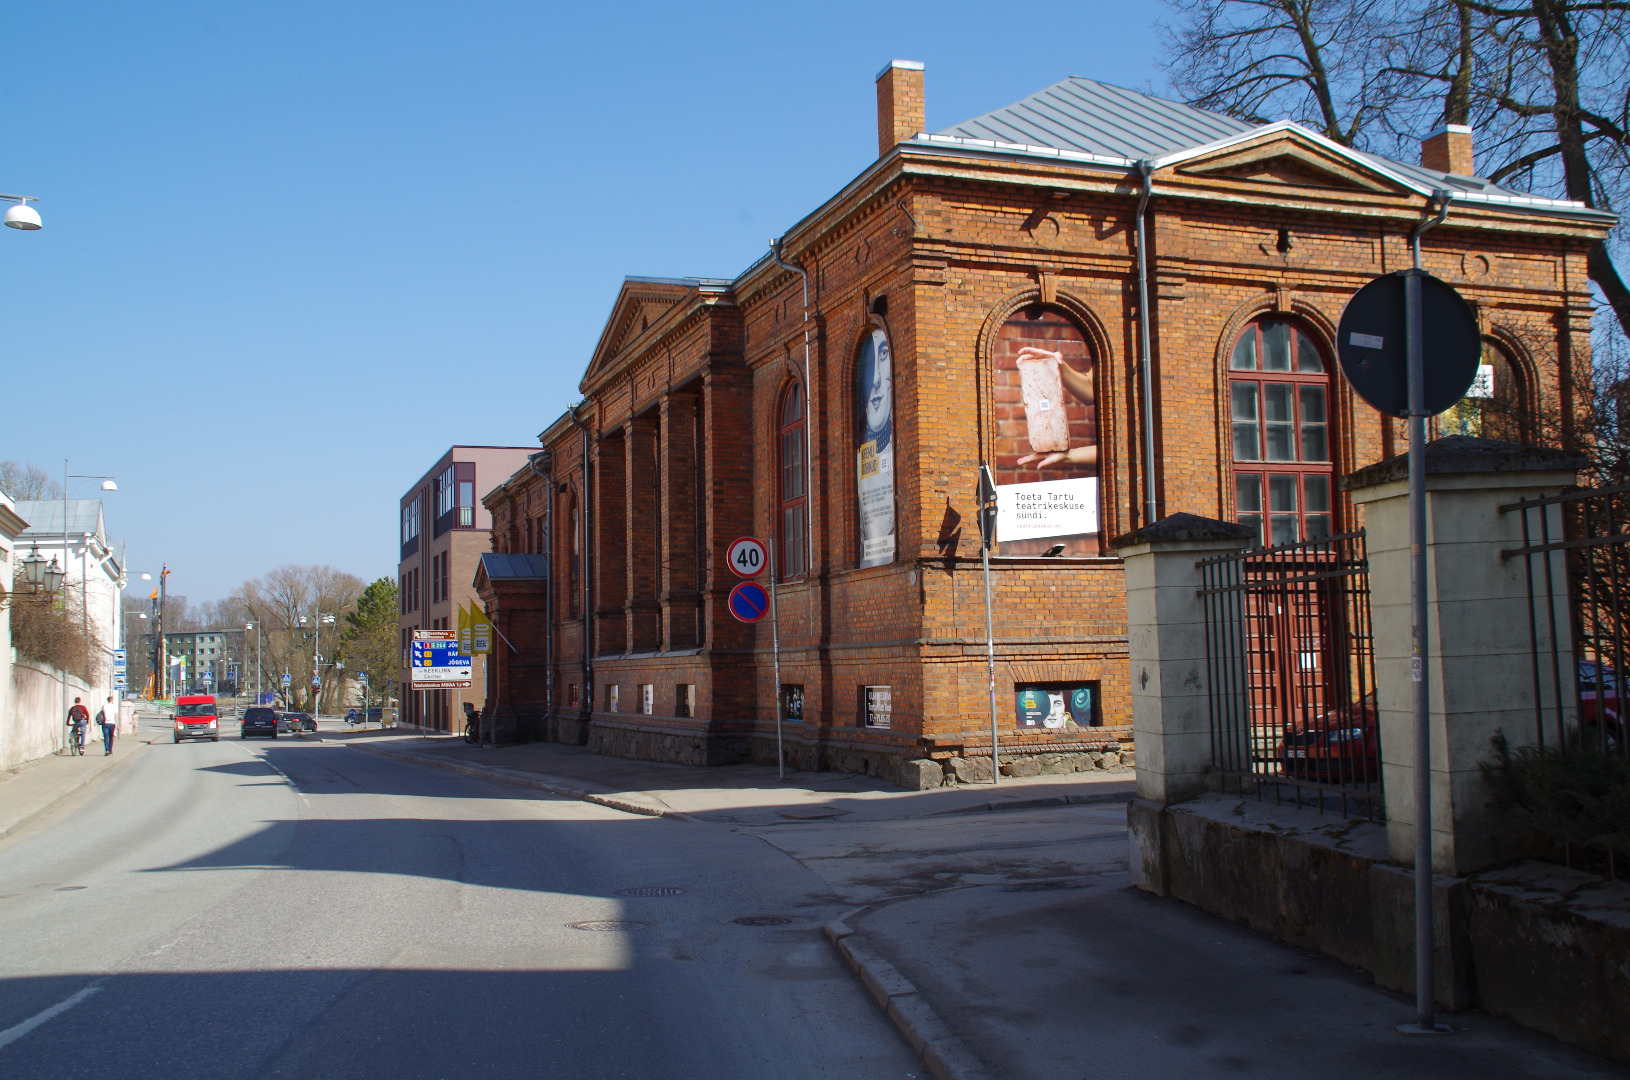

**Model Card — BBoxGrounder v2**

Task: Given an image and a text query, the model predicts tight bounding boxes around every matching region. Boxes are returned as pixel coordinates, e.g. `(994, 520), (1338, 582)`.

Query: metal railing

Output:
(1501, 482), (1630, 759)
(1198, 529), (1382, 820)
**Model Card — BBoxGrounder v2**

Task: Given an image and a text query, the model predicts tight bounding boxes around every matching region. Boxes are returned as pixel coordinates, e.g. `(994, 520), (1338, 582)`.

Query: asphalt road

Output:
(0, 720), (920, 1079)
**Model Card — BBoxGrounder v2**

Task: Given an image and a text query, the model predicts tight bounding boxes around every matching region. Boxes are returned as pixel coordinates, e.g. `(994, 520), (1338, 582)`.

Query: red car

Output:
(1277, 692), (1378, 783)
(172, 695), (220, 743)
(1578, 661), (1624, 753)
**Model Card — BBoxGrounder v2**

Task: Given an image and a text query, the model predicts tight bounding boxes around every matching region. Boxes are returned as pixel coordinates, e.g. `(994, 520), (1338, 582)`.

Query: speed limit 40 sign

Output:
(726, 536), (767, 578)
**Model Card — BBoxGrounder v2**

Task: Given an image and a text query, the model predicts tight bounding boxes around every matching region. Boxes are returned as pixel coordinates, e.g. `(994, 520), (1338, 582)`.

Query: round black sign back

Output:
(1336, 271), (1481, 419)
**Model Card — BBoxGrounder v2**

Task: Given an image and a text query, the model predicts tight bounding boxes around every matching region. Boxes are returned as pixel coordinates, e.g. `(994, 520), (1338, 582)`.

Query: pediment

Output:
(1178, 137), (1395, 194)
(581, 282), (693, 388)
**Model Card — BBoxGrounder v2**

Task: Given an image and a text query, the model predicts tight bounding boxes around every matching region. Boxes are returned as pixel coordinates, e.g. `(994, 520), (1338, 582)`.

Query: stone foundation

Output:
(1131, 792), (1630, 1065)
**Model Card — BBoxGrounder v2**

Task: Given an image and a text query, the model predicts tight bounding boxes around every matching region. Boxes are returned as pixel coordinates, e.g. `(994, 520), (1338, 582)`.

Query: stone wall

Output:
(1133, 793), (1630, 1066)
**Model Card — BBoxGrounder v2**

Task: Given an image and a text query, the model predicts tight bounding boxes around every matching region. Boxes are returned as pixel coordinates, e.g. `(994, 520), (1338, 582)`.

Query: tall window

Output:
(780, 381), (808, 579)
(1229, 319), (1334, 546)
(1438, 340), (1531, 443)
(401, 498), (420, 544)
(567, 494), (581, 617)
(439, 552), (450, 604)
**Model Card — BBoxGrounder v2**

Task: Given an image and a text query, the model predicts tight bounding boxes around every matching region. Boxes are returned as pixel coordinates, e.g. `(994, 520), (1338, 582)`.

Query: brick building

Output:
(477, 63), (1612, 784)
(397, 445), (535, 731)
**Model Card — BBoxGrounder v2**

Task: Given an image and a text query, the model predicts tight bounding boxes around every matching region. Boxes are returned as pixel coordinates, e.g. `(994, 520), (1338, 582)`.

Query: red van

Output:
(173, 695), (220, 743)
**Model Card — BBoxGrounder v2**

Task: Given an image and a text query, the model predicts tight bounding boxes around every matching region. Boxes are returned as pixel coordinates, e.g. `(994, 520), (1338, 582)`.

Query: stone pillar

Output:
(1344, 437), (1584, 876)
(1112, 514), (1254, 893)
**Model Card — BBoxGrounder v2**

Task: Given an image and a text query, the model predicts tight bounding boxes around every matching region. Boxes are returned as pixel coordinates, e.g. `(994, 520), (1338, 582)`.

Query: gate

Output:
(1198, 529), (1382, 819)
(1502, 481), (1630, 759)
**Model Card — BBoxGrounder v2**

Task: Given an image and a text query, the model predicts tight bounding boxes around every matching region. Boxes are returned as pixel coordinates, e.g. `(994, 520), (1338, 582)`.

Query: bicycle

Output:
(464, 715), (479, 745)
(67, 724), (86, 755)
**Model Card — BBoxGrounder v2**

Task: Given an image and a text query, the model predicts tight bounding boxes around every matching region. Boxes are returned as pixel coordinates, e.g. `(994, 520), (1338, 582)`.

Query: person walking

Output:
(95, 695), (117, 756)
(65, 697), (90, 756)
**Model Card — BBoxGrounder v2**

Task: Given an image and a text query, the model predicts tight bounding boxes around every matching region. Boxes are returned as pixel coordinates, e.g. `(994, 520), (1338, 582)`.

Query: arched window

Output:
(1438, 339), (1532, 443)
(780, 381), (808, 579)
(1229, 319), (1334, 546)
(566, 492), (580, 618)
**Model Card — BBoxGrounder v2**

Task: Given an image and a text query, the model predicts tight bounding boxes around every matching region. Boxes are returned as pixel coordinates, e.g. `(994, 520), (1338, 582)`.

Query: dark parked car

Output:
(240, 707), (279, 739)
(282, 711), (316, 733)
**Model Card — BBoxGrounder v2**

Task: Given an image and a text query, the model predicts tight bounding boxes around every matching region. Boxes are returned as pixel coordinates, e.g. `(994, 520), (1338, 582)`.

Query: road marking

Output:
(0, 985), (101, 1052)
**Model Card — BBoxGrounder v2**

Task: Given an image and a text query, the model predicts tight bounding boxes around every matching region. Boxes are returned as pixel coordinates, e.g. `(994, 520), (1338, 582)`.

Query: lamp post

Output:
(56, 464), (116, 754)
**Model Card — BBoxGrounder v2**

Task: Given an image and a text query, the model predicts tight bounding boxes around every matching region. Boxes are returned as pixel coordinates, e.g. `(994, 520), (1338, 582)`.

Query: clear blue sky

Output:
(1, 1), (1169, 603)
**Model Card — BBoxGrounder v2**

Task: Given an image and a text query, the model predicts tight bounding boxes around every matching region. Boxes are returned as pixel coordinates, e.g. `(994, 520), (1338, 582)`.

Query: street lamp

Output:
(1, 194), (41, 231)
(61, 464), (118, 748)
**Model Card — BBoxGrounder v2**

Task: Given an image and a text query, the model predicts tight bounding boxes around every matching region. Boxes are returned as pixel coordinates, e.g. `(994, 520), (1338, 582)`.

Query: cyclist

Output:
(65, 697), (90, 755)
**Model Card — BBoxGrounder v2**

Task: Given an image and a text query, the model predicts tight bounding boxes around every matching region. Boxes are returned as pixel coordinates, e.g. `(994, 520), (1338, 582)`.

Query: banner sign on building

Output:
(469, 607), (493, 654)
(855, 325), (896, 568)
(990, 308), (1101, 555)
(995, 476), (1100, 543)
(411, 629), (472, 687)
(458, 603), (473, 654)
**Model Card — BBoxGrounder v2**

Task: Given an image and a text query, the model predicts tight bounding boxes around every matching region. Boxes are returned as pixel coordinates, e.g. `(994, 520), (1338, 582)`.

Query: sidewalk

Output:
(332, 729), (1135, 825)
(0, 733), (149, 843)
(336, 731), (1627, 1079)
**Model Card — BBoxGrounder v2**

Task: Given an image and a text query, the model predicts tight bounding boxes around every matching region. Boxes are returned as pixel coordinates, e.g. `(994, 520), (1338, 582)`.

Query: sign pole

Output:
(769, 539), (783, 781)
(1403, 196), (1449, 1036)
(978, 466), (1000, 785)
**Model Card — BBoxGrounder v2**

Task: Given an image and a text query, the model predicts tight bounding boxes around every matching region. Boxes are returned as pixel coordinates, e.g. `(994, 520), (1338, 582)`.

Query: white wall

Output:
(4, 660), (97, 769)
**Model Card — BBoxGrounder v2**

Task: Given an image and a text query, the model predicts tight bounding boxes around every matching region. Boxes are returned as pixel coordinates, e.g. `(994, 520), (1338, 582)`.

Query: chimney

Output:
(1421, 123), (1474, 176)
(876, 60), (925, 158)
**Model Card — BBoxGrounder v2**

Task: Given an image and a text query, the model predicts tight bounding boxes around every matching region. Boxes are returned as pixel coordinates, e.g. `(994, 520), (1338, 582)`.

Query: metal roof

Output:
(13, 499), (106, 538)
(935, 77), (1251, 162)
(478, 553), (550, 581)
(924, 76), (1606, 220)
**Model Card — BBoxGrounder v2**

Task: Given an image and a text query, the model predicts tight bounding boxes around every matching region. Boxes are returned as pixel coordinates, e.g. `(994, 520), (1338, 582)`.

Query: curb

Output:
(823, 919), (993, 1080)
(0, 740), (148, 843)
(347, 742), (691, 820)
(934, 787), (1135, 815)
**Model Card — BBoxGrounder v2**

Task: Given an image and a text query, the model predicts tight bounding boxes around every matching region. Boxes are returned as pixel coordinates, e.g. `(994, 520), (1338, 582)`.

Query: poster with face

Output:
(856, 325), (896, 568)
(1015, 684), (1099, 730)
(992, 308), (1100, 556)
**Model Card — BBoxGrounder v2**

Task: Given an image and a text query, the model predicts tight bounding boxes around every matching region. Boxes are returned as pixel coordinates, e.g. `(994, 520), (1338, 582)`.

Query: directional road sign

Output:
(727, 581), (770, 623)
(411, 629), (473, 687)
(726, 536), (768, 578)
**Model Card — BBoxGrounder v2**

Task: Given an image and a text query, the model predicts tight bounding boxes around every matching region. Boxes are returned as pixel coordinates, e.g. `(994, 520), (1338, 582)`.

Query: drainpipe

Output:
(1133, 160), (1159, 528)
(527, 449), (553, 732)
(568, 404), (594, 723)
(770, 238), (816, 580)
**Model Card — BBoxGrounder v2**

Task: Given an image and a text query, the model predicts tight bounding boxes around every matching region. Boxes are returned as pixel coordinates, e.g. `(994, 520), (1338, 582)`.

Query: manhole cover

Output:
(570, 920), (648, 932)
(616, 887), (687, 898)
(732, 916), (792, 926)
(53, 886), (88, 892)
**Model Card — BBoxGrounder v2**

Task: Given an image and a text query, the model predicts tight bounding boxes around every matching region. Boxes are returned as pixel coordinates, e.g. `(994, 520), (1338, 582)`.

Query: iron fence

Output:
(1501, 482), (1630, 760)
(1198, 529), (1382, 820)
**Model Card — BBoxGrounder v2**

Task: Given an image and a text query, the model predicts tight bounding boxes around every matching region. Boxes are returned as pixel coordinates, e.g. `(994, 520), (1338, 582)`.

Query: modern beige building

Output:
(397, 445), (535, 731)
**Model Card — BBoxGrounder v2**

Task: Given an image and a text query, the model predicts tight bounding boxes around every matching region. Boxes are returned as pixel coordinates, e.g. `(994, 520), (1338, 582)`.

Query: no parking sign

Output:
(727, 581), (770, 623)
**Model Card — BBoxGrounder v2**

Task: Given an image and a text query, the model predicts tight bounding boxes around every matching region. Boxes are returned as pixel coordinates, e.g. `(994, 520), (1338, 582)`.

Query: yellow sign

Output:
(458, 603), (473, 654)
(470, 605), (493, 655)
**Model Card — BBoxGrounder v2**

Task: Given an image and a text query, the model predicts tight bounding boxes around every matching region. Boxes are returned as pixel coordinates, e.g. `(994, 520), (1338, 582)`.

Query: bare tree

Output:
(0, 460), (63, 501)
(1162, 0), (1398, 146)
(1163, 0), (1630, 343)
(228, 565), (365, 712)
